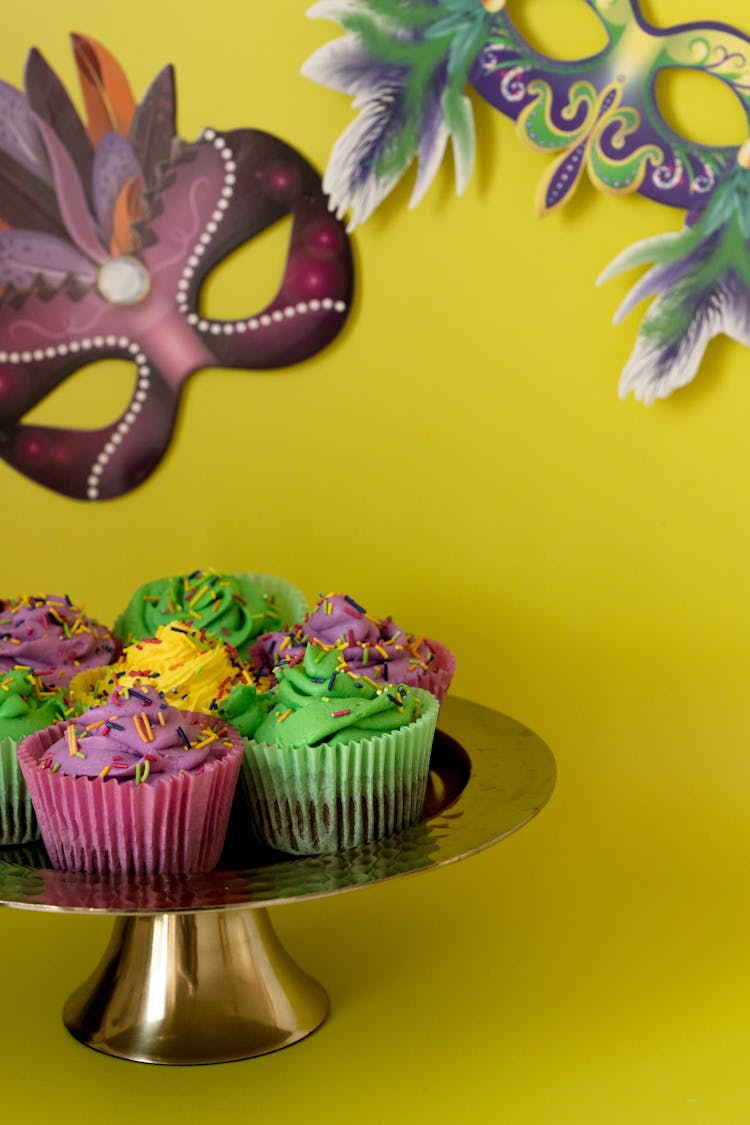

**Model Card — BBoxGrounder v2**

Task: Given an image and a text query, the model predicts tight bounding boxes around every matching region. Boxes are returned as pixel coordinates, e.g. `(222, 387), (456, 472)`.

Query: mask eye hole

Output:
(199, 214), (294, 321)
(505, 0), (608, 61)
(22, 359), (136, 429)
(653, 67), (748, 148)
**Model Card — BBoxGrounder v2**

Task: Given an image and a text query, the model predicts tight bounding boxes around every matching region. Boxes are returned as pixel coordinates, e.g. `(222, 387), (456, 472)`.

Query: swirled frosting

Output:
(251, 592), (433, 686)
(253, 642), (419, 750)
(0, 665), (68, 741)
(115, 569), (291, 659)
(36, 684), (234, 782)
(0, 595), (120, 687)
(217, 683), (273, 738)
(70, 623), (247, 714)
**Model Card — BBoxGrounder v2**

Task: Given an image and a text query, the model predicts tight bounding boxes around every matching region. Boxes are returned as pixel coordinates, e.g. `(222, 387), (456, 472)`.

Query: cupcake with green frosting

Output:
(0, 665), (68, 845)
(115, 568), (307, 661)
(237, 642), (439, 855)
(218, 682), (274, 739)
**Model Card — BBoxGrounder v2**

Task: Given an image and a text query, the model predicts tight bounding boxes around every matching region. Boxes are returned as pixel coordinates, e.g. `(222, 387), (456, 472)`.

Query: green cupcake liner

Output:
(0, 736), (39, 846)
(242, 688), (440, 855)
(247, 572), (307, 632)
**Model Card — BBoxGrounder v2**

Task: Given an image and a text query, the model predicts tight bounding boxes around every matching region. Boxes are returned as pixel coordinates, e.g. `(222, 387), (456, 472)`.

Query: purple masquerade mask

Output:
(0, 35), (354, 500)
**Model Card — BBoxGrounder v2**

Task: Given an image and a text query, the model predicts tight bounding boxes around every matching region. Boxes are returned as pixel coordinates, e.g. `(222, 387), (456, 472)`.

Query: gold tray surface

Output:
(0, 696), (555, 915)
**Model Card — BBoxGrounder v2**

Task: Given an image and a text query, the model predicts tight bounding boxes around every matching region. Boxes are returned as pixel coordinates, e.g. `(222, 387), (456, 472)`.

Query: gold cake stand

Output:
(0, 697), (555, 1065)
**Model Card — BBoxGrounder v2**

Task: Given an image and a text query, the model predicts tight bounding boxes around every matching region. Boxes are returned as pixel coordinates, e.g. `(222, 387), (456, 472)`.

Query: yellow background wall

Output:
(1, 0), (747, 741)
(2, 3), (750, 1122)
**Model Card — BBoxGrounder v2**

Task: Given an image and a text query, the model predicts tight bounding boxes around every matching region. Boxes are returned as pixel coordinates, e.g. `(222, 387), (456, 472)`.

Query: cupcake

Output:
(238, 642), (439, 855)
(0, 666), (68, 845)
(17, 684), (244, 874)
(251, 592), (456, 702)
(69, 622), (252, 715)
(115, 568), (307, 661)
(0, 594), (121, 688)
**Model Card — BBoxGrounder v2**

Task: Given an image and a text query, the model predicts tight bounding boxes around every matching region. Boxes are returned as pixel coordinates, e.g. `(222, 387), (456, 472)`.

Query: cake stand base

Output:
(0, 699), (557, 1065)
(62, 907), (328, 1065)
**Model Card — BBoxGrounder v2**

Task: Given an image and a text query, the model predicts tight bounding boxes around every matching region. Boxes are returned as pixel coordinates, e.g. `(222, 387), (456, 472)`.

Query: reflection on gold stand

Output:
(63, 907), (328, 1064)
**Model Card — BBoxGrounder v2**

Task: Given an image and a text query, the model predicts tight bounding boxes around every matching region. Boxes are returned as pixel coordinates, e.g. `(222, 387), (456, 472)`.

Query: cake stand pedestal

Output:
(63, 907), (328, 1064)
(0, 696), (555, 1065)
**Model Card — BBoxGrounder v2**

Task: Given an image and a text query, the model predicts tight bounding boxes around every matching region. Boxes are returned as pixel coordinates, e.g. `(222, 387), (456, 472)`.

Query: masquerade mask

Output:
(303, 0), (750, 401)
(470, 0), (750, 214)
(0, 35), (354, 499)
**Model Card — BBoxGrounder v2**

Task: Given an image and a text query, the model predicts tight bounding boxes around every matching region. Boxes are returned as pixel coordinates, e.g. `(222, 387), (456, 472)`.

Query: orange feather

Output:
(109, 175), (145, 256)
(71, 33), (137, 145)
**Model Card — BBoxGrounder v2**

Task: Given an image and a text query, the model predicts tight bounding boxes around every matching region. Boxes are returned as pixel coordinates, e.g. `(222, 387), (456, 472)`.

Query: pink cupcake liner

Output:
(406, 638), (456, 703)
(17, 714), (243, 875)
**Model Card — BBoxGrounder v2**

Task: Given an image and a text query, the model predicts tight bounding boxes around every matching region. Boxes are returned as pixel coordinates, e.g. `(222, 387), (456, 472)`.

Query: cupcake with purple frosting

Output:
(18, 683), (243, 874)
(250, 592), (455, 702)
(0, 594), (121, 688)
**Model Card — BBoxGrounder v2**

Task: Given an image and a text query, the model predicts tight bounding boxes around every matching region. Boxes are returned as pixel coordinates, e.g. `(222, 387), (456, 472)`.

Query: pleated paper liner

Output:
(0, 736), (40, 846)
(241, 688), (440, 856)
(410, 638), (456, 703)
(248, 572), (307, 634)
(17, 713), (244, 875)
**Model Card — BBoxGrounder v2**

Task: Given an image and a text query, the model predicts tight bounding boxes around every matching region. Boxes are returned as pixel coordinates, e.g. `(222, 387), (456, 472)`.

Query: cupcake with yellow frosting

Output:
(69, 622), (254, 715)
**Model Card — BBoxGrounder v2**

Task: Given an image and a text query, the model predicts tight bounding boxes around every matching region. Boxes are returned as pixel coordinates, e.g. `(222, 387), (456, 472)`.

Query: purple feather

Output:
(0, 229), (98, 290)
(323, 65), (411, 226)
(24, 48), (95, 209)
(31, 113), (108, 265)
(0, 79), (51, 181)
(618, 275), (750, 403)
(613, 231), (721, 322)
(129, 64), (176, 191)
(411, 61), (450, 209)
(92, 132), (142, 244)
(0, 146), (66, 236)
(303, 36), (389, 100)
(304, 39), (416, 226)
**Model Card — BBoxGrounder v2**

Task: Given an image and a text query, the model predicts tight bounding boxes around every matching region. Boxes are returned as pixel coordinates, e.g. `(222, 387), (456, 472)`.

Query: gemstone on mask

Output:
(97, 257), (151, 305)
